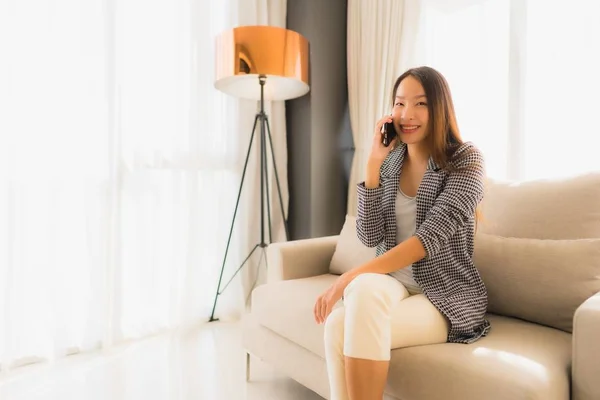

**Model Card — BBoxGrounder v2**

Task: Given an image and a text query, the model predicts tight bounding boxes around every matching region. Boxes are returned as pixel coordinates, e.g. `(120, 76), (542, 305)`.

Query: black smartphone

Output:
(382, 121), (397, 147)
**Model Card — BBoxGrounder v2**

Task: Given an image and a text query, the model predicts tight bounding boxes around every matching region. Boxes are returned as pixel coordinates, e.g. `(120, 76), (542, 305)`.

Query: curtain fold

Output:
(346, 0), (417, 216)
(409, 0), (511, 180)
(0, 0), (288, 373)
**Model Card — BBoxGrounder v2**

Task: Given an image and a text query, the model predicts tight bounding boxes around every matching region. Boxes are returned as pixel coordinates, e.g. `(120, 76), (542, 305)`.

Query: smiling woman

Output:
(392, 82), (429, 144)
(390, 67), (470, 172)
(318, 66), (489, 400)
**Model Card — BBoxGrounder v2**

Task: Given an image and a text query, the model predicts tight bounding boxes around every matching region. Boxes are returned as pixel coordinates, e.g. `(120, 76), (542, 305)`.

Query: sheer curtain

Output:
(409, 0), (511, 179)
(0, 0), (111, 370)
(522, 0), (600, 180)
(346, 0), (419, 216)
(0, 0), (287, 374)
(410, 0), (600, 180)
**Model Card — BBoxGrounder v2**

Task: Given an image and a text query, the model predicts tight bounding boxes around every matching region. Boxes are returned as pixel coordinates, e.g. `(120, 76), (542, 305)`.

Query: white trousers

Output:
(324, 273), (450, 400)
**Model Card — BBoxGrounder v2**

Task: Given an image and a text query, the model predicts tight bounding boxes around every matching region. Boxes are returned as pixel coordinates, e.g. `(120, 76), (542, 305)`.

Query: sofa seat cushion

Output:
(251, 273), (339, 358)
(387, 314), (572, 400)
(251, 276), (572, 400)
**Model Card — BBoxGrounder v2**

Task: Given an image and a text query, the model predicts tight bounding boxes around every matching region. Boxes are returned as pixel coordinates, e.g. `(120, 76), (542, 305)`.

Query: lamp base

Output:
(208, 242), (267, 323)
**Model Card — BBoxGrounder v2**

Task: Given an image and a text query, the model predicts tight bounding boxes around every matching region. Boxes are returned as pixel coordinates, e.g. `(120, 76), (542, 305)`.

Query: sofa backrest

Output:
(478, 172), (600, 239)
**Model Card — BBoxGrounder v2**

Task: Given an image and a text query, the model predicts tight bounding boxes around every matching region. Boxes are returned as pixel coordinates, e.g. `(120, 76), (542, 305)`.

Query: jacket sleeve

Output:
(414, 145), (485, 259)
(356, 180), (385, 248)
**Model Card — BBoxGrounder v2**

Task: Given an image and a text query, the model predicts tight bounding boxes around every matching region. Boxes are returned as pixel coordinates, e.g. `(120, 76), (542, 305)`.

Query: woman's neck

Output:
(406, 142), (430, 166)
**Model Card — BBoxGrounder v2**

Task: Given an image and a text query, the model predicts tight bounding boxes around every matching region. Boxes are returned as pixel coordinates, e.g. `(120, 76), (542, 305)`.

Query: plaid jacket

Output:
(356, 141), (491, 344)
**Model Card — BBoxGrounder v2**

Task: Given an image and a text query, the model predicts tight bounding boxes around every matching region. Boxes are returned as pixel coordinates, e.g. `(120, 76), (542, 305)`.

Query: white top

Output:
(389, 187), (422, 295)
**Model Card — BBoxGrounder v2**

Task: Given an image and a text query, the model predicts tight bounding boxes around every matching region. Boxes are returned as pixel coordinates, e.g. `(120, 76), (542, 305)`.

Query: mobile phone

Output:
(382, 121), (397, 147)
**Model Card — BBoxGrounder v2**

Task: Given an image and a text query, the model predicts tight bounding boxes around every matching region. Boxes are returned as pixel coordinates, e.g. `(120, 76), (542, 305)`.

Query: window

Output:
(414, 0), (600, 180)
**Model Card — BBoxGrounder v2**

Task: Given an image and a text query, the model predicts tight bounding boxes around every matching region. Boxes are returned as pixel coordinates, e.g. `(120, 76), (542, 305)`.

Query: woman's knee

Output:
(343, 273), (393, 302)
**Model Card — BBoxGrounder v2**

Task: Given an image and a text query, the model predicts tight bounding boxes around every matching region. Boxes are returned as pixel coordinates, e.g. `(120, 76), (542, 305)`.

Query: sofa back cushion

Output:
(329, 215), (376, 275)
(474, 233), (600, 332)
(479, 173), (600, 239)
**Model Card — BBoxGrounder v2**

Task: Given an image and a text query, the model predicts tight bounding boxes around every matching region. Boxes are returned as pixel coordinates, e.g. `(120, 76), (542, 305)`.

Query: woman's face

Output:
(392, 76), (429, 145)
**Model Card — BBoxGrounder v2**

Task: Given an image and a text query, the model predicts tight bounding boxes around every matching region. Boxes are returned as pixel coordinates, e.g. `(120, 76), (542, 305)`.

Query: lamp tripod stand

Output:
(208, 74), (290, 322)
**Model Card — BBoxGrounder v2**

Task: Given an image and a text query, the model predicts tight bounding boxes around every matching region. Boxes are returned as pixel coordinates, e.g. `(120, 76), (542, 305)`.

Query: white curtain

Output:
(346, 0), (420, 216)
(347, 0), (600, 199)
(0, 0), (287, 374)
(520, 0), (600, 179)
(409, 0), (511, 180)
(413, 0), (600, 180)
(0, 0), (111, 371)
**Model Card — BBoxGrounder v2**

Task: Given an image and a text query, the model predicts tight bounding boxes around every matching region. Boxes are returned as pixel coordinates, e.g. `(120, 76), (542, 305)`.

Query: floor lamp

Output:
(209, 26), (310, 322)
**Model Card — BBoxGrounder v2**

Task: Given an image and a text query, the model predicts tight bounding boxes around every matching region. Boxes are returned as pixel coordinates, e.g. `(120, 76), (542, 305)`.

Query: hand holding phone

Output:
(368, 115), (398, 168)
(382, 120), (397, 147)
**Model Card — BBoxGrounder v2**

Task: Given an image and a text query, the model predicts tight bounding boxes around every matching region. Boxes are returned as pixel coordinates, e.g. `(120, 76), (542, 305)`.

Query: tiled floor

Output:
(0, 321), (324, 400)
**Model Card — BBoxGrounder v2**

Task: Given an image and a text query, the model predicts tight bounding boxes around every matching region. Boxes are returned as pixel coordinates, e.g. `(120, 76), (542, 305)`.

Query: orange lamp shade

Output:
(214, 25), (310, 101)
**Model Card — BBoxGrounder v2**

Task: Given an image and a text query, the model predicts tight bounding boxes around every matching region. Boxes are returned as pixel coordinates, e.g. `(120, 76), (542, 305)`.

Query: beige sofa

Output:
(242, 173), (600, 400)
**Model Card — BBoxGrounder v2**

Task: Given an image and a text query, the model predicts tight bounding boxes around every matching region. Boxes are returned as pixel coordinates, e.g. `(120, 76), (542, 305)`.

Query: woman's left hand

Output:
(314, 275), (351, 324)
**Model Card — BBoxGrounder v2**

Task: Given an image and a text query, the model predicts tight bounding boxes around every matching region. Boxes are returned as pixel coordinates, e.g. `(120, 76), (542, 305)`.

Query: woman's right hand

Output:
(368, 115), (398, 168)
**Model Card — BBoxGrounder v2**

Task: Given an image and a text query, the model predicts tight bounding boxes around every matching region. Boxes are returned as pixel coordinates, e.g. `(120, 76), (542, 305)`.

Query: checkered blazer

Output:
(356, 141), (491, 344)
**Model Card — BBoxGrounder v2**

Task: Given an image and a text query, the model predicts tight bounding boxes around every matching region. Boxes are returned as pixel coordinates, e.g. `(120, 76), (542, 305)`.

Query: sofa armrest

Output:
(267, 235), (338, 282)
(572, 291), (600, 400)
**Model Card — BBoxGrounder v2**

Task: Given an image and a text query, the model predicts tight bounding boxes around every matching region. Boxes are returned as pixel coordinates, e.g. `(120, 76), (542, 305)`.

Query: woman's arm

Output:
(356, 115), (400, 249)
(414, 145), (485, 259)
(342, 236), (426, 284)
(356, 160), (386, 247)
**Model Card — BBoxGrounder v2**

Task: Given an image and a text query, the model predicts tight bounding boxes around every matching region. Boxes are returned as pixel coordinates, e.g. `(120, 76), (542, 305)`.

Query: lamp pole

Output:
(208, 75), (289, 322)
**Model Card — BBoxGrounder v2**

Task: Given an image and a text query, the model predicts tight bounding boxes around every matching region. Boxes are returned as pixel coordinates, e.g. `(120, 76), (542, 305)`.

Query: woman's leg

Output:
(344, 357), (389, 400)
(340, 273), (410, 400)
(324, 307), (350, 400)
(389, 293), (449, 349)
(324, 273), (449, 400)
(325, 307), (391, 400)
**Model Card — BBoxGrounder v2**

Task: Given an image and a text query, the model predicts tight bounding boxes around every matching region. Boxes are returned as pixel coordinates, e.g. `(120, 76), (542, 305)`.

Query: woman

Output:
(313, 66), (491, 400)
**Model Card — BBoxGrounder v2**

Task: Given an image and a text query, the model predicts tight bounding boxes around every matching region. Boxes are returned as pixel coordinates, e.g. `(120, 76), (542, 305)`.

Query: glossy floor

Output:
(0, 321), (324, 400)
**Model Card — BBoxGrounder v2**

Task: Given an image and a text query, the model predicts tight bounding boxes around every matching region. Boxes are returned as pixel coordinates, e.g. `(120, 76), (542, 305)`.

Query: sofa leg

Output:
(245, 352), (251, 381)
